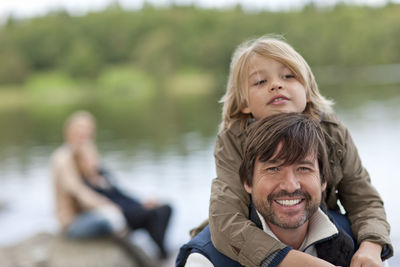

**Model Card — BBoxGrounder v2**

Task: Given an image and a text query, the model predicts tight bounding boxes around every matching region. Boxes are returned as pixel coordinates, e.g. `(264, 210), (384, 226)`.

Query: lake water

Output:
(0, 94), (399, 265)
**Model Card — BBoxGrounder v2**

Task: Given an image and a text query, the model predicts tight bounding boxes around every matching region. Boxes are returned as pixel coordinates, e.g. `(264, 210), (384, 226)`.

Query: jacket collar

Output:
(319, 112), (340, 125)
(250, 204), (338, 252)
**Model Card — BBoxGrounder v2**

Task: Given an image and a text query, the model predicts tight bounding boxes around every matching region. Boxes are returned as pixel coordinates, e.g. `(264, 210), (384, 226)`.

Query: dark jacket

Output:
(178, 207), (355, 267)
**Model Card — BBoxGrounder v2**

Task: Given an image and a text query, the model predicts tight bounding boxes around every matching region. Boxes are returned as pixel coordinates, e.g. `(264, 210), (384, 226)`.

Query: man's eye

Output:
(266, 167), (279, 172)
(254, 79), (267, 86)
(298, 167), (311, 172)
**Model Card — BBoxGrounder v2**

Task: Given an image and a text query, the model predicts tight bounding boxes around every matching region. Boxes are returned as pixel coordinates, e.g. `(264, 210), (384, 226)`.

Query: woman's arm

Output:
(58, 154), (113, 209)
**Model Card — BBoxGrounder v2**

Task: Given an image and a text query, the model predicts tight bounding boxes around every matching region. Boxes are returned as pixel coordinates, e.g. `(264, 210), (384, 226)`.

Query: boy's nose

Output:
(269, 80), (283, 92)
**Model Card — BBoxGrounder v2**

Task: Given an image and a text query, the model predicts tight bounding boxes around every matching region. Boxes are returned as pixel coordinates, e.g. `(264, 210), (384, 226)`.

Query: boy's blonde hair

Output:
(219, 34), (334, 131)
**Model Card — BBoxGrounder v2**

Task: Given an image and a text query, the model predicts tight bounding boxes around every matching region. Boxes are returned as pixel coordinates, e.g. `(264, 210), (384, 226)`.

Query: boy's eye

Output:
(254, 79), (267, 86)
(283, 74), (295, 79)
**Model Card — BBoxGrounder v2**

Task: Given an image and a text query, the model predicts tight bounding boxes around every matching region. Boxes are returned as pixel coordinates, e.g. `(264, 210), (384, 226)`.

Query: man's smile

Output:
(274, 198), (303, 207)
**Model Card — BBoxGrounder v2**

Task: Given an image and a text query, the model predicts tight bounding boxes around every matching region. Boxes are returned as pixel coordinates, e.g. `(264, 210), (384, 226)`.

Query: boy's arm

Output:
(209, 127), (344, 266)
(277, 250), (336, 267)
(210, 179), (337, 267)
(209, 128), (287, 266)
(336, 126), (393, 259)
(210, 178), (286, 267)
(350, 241), (383, 267)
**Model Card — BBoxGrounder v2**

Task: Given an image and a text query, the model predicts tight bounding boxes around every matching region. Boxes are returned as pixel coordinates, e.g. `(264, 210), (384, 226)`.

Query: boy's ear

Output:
(244, 181), (252, 194)
(306, 92), (311, 103)
(241, 106), (251, 114)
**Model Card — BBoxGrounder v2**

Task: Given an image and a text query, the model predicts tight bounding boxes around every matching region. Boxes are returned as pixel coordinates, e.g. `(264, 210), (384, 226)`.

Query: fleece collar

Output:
(256, 208), (338, 252)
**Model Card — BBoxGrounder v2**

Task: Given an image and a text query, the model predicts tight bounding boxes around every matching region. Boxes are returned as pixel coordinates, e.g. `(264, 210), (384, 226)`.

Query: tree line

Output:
(1, 3), (399, 90)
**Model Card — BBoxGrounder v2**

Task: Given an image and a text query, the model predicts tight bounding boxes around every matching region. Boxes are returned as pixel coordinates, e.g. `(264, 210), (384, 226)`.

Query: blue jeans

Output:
(66, 211), (113, 238)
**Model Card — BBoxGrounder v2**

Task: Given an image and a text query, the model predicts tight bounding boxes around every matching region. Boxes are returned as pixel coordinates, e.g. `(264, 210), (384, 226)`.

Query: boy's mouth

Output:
(268, 95), (289, 104)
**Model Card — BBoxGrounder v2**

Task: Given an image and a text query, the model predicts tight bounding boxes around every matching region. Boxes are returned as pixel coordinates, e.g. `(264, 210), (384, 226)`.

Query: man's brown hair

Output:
(239, 113), (330, 187)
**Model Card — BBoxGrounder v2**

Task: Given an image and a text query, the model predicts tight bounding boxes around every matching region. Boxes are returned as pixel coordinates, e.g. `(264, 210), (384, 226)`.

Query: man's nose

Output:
(279, 169), (301, 192)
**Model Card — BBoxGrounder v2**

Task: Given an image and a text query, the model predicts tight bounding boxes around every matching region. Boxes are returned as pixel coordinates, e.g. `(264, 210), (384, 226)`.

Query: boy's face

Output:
(241, 55), (307, 119)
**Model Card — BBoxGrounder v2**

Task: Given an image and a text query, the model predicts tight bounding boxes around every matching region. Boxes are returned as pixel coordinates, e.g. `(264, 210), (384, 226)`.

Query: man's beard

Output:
(255, 190), (319, 229)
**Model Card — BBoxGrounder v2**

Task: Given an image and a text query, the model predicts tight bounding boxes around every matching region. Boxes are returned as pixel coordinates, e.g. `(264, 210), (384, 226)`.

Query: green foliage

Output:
(165, 68), (215, 97)
(62, 38), (103, 78)
(24, 71), (85, 105)
(96, 65), (157, 102)
(0, 3), (400, 94)
(0, 48), (30, 84)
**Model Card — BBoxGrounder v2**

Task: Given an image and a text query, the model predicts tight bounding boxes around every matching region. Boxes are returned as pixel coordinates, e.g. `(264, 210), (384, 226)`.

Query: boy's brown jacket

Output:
(209, 113), (393, 267)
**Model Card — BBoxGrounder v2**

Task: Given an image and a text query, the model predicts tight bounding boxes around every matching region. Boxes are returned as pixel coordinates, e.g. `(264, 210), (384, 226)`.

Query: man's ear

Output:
(244, 181), (252, 194)
(321, 181), (327, 192)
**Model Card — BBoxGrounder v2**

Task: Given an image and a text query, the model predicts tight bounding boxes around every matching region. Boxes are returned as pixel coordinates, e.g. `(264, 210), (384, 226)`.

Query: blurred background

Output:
(0, 0), (399, 266)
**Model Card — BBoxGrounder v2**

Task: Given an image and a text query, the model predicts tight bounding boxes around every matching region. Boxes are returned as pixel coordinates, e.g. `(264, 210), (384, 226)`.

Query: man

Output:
(176, 113), (355, 267)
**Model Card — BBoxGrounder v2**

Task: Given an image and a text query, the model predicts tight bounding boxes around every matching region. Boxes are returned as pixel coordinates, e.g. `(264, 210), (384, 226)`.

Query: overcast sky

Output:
(0, 0), (396, 21)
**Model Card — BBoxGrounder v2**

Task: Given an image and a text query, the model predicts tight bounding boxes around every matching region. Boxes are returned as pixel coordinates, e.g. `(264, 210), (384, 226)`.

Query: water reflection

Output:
(0, 88), (399, 265)
(0, 93), (221, 171)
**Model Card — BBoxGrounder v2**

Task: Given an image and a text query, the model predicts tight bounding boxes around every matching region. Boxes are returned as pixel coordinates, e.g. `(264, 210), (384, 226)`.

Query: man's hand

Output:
(350, 241), (383, 267)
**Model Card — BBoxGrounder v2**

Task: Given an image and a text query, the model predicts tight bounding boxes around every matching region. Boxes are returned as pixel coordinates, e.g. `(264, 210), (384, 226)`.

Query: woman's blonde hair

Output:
(63, 110), (96, 144)
(219, 34), (334, 131)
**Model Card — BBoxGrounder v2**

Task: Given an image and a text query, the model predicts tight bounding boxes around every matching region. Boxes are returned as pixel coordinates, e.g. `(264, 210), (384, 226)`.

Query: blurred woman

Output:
(51, 111), (172, 259)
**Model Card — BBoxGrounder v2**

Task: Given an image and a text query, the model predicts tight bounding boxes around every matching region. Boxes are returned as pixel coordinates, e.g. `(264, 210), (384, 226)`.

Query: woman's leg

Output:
(66, 211), (113, 238)
(123, 202), (172, 259)
(66, 206), (126, 238)
(146, 204), (172, 259)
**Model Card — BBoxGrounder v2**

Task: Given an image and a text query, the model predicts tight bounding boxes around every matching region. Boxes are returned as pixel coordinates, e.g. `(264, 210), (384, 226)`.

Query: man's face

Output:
(244, 145), (326, 229)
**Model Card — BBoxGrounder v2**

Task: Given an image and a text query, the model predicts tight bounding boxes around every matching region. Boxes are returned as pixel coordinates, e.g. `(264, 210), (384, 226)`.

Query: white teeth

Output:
(275, 199), (301, 206)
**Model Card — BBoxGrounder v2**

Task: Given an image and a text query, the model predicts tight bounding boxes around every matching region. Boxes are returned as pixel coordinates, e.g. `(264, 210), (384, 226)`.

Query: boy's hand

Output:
(278, 250), (335, 267)
(350, 241), (383, 267)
